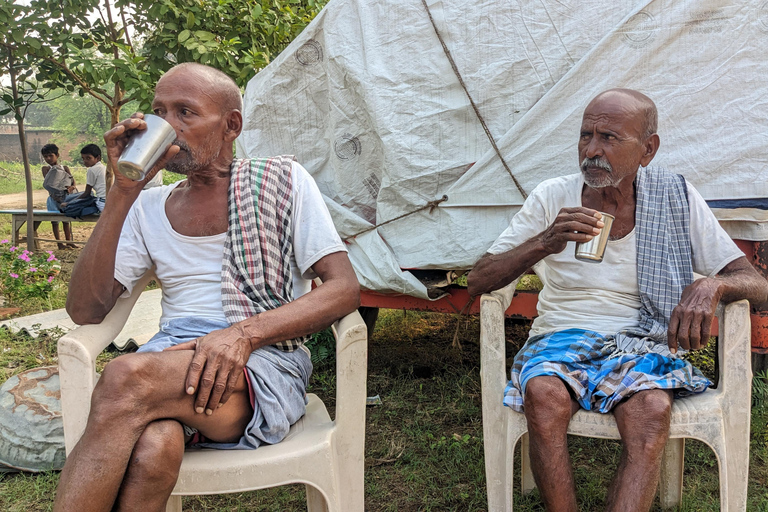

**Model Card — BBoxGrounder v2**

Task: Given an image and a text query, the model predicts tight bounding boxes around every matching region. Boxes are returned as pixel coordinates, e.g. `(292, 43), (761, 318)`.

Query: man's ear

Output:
(639, 133), (660, 167)
(224, 110), (243, 142)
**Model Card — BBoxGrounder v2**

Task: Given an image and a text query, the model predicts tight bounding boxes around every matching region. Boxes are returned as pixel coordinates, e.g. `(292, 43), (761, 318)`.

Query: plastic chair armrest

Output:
(488, 280), (518, 312)
(58, 271), (155, 453)
(717, 299), (752, 394)
(481, 278), (520, 391)
(332, 309), (368, 433)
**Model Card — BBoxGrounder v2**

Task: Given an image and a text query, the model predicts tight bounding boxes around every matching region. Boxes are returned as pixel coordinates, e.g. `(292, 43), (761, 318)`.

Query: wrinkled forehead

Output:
(154, 70), (216, 108)
(581, 95), (644, 133)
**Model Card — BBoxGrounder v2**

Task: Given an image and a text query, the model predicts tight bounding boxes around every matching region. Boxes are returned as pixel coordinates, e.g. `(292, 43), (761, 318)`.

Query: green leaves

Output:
(4, 0), (330, 133)
(195, 31), (215, 41)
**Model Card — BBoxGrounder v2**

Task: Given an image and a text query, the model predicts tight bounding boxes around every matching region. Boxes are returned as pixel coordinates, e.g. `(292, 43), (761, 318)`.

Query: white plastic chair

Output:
(58, 271), (368, 512)
(480, 279), (752, 511)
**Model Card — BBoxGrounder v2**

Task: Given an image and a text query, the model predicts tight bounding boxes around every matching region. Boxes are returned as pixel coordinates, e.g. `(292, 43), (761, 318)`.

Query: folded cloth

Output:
(138, 317), (312, 449)
(503, 328), (710, 414)
(222, 156), (308, 352)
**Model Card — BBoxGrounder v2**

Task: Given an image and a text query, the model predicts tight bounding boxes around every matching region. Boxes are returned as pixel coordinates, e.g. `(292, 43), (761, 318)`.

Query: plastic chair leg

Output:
(306, 483), (330, 512)
(658, 437), (684, 509)
(520, 433), (536, 495)
(165, 495), (182, 512)
(723, 434), (750, 512)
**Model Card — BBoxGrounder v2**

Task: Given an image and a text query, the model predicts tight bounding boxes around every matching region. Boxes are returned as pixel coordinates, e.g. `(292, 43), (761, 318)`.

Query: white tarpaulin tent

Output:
(237, 0), (768, 299)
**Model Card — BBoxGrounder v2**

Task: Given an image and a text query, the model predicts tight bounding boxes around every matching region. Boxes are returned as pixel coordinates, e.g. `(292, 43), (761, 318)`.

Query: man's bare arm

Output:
(467, 240), (549, 298)
(65, 190), (138, 324)
(167, 251), (361, 415)
(467, 207), (604, 297)
(66, 115), (179, 324)
(668, 256), (768, 353)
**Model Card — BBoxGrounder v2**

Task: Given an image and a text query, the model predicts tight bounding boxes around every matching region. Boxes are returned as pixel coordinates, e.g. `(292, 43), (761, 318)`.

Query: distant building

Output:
(0, 125), (88, 163)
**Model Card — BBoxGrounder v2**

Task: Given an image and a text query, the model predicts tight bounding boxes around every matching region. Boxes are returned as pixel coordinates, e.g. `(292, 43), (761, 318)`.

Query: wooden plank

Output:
(1, 210), (100, 247)
(360, 287), (540, 319)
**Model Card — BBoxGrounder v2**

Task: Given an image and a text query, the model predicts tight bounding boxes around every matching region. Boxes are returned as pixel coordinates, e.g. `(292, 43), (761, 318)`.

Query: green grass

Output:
(0, 303), (767, 510)
(0, 160), (185, 197)
(0, 161), (89, 196)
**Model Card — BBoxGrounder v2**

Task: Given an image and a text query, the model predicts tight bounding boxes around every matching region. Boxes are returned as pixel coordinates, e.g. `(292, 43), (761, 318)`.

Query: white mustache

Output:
(581, 157), (612, 173)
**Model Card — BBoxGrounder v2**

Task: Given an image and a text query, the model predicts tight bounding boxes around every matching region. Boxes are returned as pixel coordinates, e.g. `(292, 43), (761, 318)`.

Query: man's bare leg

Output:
(606, 389), (673, 512)
(54, 350), (253, 512)
(524, 375), (580, 512)
(114, 419), (186, 512)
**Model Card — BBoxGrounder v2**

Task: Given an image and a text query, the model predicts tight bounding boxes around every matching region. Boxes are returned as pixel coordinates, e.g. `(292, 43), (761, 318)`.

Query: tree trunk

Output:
(105, 104), (121, 192)
(7, 53), (36, 251)
(18, 120), (35, 252)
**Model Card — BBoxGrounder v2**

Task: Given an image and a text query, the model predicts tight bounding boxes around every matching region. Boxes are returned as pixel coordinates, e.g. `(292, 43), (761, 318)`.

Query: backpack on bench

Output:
(60, 196), (99, 218)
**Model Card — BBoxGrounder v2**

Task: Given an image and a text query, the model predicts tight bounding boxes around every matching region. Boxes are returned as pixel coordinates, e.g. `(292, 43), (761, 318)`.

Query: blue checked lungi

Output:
(138, 317), (313, 450)
(504, 329), (710, 413)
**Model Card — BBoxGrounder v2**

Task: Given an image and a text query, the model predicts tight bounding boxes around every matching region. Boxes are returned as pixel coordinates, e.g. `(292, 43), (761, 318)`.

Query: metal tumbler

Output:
(575, 212), (615, 263)
(117, 114), (176, 181)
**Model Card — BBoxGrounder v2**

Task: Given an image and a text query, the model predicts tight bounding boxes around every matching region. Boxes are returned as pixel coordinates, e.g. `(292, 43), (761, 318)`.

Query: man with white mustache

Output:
(468, 88), (768, 511)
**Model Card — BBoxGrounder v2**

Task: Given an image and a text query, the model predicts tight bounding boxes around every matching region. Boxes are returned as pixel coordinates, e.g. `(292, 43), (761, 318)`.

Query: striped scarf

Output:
(221, 156), (307, 352)
(612, 166), (692, 353)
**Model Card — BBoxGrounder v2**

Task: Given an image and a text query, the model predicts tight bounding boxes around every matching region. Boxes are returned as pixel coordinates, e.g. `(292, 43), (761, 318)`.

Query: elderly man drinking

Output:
(54, 63), (360, 511)
(468, 88), (768, 512)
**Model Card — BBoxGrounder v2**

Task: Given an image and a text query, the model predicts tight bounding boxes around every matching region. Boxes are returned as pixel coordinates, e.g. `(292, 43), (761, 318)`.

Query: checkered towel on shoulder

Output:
(632, 166), (693, 342)
(221, 156), (307, 352)
(503, 329), (710, 413)
(505, 167), (707, 412)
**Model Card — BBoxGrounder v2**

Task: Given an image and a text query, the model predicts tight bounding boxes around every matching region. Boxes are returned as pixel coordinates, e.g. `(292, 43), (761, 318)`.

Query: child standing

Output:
(38, 143), (76, 249)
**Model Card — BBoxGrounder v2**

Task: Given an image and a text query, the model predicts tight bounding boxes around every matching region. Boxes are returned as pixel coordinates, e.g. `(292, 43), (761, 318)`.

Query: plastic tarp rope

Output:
(237, 0), (768, 298)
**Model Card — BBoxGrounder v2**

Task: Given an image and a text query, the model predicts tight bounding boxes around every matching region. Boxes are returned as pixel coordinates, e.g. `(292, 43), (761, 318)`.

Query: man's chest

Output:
(164, 195), (229, 237)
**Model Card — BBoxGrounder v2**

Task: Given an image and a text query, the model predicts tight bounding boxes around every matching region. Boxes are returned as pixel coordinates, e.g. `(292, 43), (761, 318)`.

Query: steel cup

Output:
(575, 212), (615, 263)
(117, 114), (176, 181)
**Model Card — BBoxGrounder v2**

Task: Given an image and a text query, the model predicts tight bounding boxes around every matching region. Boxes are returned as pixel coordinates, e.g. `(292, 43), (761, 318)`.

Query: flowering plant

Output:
(0, 241), (60, 306)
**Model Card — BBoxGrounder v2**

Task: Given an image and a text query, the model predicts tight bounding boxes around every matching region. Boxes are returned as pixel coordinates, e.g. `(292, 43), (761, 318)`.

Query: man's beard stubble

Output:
(166, 139), (221, 176)
(580, 156), (619, 189)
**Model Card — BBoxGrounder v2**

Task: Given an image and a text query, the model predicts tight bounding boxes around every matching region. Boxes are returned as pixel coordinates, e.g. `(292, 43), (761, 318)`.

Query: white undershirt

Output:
(487, 173), (744, 336)
(114, 161), (347, 326)
(86, 162), (107, 200)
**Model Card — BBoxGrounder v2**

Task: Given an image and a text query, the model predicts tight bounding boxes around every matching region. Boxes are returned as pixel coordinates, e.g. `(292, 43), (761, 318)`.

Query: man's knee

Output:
(92, 355), (153, 417)
(524, 376), (574, 432)
(125, 420), (184, 489)
(618, 390), (672, 453)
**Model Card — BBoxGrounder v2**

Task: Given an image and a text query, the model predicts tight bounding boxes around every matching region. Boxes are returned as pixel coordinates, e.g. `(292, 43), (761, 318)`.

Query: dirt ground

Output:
(0, 190), (49, 209)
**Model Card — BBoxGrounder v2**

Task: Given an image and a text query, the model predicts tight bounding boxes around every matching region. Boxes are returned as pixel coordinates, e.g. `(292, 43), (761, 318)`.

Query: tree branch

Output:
(35, 53), (114, 111)
(120, 6), (133, 50)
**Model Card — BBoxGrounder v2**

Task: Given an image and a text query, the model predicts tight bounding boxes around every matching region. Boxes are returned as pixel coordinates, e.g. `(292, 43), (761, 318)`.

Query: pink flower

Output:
(0, 240), (8, 244)
(9, 246), (16, 252)
(18, 254), (30, 262)
(47, 276), (54, 283)
(9, 273), (18, 279)
(47, 255), (57, 262)
(29, 267), (36, 272)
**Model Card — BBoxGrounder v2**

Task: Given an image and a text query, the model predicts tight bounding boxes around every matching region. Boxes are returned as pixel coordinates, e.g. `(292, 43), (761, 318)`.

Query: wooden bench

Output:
(0, 209), (100, 248)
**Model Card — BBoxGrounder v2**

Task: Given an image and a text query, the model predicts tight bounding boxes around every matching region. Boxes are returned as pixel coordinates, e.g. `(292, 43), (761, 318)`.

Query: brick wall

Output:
(0, 129), (90, 164)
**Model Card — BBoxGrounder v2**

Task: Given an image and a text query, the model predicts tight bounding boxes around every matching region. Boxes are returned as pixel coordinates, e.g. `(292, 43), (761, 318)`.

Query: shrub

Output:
(0, 241), (60, 306)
